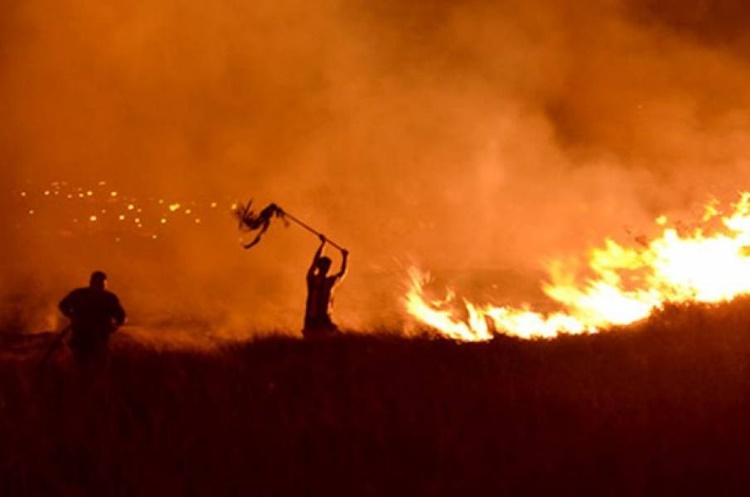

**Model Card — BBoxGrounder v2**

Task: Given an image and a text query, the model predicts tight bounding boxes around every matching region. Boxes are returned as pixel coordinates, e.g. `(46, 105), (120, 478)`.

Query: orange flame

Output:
(406, 192), (750, 340)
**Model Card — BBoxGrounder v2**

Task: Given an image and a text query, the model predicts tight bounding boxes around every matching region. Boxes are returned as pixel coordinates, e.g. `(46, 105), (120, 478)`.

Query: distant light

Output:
(98, 181), (107, 186)
(43, 190), (50, 196)
(210, 202), (217, 208)
(169, 203), (181, 212)
(160, 218), (167, 224)
(185, 209), (192, 215)
(86, 191), (93, 197)
(118, 215), (126, 221)
(89, 215), (98, 222)
(152, 234), (158, 239)
(110, 191), (118, 198)
(158, 199), (164, 204)
(127, 204), (135, 211)
(134, 218), (141, 224)
(28, 209), (35, 215)
(20, 192), (27, 197)
(195, 218), (202, 224)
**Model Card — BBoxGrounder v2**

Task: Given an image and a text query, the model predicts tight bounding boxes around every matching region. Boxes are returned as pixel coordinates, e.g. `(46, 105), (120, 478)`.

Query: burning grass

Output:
(4, 299), (750, 495)
(407, 193), (750, 340)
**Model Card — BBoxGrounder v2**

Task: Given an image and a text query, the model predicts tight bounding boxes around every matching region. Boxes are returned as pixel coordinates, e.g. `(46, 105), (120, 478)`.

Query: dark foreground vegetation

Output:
(5, 300), (750, 496)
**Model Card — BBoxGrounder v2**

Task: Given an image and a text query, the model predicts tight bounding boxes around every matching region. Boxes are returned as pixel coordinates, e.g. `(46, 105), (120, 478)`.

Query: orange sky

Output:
(3, 0), (750, 334)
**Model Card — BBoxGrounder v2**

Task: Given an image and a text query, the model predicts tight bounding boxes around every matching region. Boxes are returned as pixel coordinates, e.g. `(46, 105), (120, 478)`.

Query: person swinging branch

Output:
(303, 235), (349, 339)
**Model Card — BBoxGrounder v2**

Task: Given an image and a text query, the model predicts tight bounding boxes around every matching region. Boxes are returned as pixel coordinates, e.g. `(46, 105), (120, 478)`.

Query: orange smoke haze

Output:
(3, 0), (750, 335)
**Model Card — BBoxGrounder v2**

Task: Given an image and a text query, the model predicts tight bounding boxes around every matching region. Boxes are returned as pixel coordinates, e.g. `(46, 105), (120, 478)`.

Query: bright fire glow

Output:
(406, 192), (750, 341)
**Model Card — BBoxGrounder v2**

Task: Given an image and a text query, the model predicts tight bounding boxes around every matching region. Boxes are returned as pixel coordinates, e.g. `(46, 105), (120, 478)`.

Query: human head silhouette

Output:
(89, 271), (107, 290)
(316, 257), (332, 275)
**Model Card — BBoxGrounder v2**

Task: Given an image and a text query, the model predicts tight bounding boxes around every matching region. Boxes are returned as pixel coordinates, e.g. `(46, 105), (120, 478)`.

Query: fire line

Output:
(406, 192), (750, 341)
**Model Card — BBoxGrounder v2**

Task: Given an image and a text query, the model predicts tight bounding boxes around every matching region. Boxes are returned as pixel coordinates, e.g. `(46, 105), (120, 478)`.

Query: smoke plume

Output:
(3, 0), (750, 335)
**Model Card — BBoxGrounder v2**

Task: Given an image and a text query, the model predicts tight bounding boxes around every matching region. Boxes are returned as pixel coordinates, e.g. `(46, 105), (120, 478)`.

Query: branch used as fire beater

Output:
(235, 200), (345, 251)
(37, 324), (71, 370)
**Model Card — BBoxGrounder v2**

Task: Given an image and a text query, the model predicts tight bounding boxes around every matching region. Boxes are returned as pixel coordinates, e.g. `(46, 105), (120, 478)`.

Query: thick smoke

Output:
(3, 0), (750, 335)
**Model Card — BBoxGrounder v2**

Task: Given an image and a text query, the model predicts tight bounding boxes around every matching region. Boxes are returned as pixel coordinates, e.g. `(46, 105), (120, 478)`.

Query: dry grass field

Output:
(4, 299), (750, 496)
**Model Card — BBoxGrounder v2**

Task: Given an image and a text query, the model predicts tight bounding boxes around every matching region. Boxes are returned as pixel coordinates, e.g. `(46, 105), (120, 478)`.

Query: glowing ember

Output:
(406, 193), (750, 341)
(14, 180), (234, 242)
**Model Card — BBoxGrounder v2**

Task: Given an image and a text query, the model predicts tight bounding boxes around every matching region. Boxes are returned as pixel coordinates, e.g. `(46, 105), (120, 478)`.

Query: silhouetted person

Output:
(59, 271), (126, 365)
(303, 235), (348, 339)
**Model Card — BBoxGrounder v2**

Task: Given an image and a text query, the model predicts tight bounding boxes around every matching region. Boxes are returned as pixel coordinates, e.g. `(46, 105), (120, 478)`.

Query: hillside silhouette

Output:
(4, 299), (750, 495)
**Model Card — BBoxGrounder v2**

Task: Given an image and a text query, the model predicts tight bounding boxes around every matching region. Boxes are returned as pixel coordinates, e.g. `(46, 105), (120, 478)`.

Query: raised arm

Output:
(334, 249), (349, 280)
(307, 235), (326, 279)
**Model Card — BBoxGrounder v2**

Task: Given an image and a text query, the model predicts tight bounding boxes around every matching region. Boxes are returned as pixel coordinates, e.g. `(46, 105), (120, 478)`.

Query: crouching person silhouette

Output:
(303, 235), (348, 339)
(59, 271), (126, 366)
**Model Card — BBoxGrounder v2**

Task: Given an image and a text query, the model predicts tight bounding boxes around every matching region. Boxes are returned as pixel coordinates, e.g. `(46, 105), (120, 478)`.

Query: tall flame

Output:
(406, 192), (750, 340)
